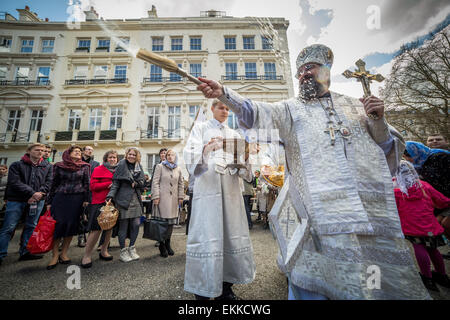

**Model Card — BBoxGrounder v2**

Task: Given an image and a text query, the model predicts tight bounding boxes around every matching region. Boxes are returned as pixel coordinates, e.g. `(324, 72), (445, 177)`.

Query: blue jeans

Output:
(0, 200), (45, 258)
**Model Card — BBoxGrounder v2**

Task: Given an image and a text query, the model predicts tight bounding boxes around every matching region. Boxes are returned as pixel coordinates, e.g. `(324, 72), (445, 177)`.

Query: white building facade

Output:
(0, 6), (294, 178)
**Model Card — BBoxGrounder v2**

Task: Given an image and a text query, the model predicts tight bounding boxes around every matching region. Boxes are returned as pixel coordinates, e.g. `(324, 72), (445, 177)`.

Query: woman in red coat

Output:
(81, 150), (118, 268)
(394, 160), (450, 291)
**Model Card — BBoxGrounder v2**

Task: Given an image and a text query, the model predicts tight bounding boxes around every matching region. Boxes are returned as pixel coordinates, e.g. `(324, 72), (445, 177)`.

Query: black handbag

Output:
(143, 204), (169, 242)
(78, 206), (89, 235)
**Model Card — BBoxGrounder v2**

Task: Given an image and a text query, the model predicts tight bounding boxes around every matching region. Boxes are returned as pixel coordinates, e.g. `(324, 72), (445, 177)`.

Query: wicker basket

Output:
(97, 200), (119, 231)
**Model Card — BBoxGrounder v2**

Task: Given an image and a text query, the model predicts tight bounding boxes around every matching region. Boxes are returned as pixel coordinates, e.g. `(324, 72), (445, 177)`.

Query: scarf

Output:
(103, 162), (118, 173)
(405, 141), (450, 169)
(21, 154), (43, 166)
(394, 160), (421, 197)
(126, 160), (142, 181)
(162, 160), (177, 169)
(55, 149), (89, 172)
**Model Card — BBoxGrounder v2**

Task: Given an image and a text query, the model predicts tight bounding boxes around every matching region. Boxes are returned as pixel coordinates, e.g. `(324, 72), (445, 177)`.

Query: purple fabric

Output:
(412, 243), (446, 278)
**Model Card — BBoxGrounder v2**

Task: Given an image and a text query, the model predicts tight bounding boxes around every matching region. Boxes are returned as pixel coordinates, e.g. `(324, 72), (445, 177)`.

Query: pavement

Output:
(0, 215), (449, 300)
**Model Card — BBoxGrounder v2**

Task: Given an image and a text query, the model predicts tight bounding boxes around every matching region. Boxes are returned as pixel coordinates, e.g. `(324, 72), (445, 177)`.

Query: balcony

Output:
(0, 79), (51, 86)
(95, 46), (110, 52)
(64, 78), (128, 86)
(142, 76), (204, 84)
(75, 47), (90, 53)
(77, 131), (95, 140)
(221, 75), (284, 81)
(0, 131), (42, 144)
(140, 128), (182, 141)
(51, 129), (122, 143)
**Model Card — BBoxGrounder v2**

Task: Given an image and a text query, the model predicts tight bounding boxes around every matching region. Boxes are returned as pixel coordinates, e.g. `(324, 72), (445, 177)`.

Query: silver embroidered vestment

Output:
(220, 88), (430, 300)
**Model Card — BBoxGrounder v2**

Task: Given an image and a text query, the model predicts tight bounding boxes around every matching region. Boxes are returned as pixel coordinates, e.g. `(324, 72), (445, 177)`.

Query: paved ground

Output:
(0, 215), (287, 300)
(1, 215), (449, 300)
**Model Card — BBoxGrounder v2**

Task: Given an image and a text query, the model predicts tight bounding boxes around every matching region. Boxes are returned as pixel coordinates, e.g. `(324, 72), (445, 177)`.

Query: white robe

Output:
(183, 118), (256, 298)
(219, 88), (431, 300)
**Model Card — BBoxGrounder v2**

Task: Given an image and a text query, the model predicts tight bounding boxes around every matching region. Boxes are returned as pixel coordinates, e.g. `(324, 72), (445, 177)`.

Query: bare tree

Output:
(381, 26), (450, 143)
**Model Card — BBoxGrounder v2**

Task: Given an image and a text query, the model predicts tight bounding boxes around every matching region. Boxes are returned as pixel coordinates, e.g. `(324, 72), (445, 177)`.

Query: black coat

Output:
(107, 159), (145, 209)
(5, 159), (53, 202)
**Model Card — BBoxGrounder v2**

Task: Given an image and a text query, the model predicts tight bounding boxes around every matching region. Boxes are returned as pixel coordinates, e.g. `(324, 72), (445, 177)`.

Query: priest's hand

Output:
(360, 95), (384, 119)
(197, 77), (224, 99)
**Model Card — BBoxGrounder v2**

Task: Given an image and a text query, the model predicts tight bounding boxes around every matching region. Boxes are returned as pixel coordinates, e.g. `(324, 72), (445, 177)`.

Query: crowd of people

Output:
(0, 144), (187, 269)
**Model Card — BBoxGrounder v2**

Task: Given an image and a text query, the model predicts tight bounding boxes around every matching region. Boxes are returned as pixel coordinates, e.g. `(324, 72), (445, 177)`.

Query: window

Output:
(21, 39), (34, 53)
(245, 62), (257, 79)
(41, 39), (54, 53)
(147, 107), (160, 138)
(68, 109), (81, 130)
(264, 62), (276, 80)
(190, 63), (201, 78)
(96, 39), (110, 52)
(94, 65), (108, 79)
(7, 110), (21, 132)
(74, 65), (88, 79)
(225, 63), (237, 80)
(147, 154), (160, 174)
(262, 36), (273, 50)
(114, 65), (127, 81)
(30, 110), (44, 132)
(0, 37), (12, 52)
(170, 64), (182, 81)
(15, 67), (30, 84)
(115, 37), (129, 52)
(77, 39), (91, 52)
(0, 66), (7, 80)
(171, 37), (183, 51)
(89, 108), (102, 130)
(109, 107), (123, 130)
(168, 106), (181, 138)
(189, 105), (200, 126)
(243, 36), (255, 50)
(228, 111), (238, 130)
(152, 37), (163, 51)
(150, 65), (162, 82)
(224, 36), (236, 50)
(190, 37), (201, 50)
(37, 66), (50, 85)
(0, 158), (7, 165)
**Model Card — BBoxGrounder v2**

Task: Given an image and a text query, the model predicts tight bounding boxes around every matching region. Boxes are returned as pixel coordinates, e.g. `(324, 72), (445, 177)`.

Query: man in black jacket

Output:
(0, 144), (53, 264)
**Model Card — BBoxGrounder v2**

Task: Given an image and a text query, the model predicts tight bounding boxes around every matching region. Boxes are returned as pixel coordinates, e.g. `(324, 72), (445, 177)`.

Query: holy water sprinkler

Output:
(136, 49), (202, 85)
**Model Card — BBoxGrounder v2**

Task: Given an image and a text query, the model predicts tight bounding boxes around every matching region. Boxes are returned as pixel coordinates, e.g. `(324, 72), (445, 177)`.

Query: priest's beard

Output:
(298, 76), (323, 101)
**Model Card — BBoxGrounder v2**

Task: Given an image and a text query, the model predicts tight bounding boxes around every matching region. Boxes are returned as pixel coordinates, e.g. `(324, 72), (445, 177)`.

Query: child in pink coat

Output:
(394, 161), (450, 292)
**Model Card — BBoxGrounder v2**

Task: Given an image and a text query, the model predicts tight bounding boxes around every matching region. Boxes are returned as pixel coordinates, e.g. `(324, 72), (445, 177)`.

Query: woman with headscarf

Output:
(151, 149), (184, 257)
(404, 141), (450, 197)
(106, 147), (145, 263)
(393, 160), (450, 291)
(80, 150), (119, 268)
(46, 145), (90, 269)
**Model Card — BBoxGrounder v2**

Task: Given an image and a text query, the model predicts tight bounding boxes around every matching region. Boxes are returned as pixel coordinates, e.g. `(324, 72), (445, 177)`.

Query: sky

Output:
(1, 0), (449, 98)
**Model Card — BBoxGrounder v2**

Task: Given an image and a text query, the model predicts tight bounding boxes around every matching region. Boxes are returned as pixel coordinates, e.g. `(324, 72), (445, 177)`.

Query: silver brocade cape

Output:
(221, 88), (430, 300)
(183, 119), (256, 298)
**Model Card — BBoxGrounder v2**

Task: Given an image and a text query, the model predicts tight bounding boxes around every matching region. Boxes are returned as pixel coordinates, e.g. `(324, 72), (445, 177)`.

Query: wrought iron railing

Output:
(99, 130), (117, 140)
(0, 79), (51, 86)
(65, 78), (128, 85)
(55, 131), (73, 141)
(77, 131), (95, 140)
(221, 75), (283, 81)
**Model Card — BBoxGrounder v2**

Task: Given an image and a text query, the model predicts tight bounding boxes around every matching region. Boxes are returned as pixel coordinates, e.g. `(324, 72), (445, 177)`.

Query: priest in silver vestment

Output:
(183, 99), (255, 299)
(195, 44), (431, 300)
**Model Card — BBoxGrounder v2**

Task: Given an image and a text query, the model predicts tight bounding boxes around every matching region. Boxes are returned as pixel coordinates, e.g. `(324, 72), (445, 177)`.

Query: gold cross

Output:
(342, 59), (385, 98)
(324, 123), (337, 145)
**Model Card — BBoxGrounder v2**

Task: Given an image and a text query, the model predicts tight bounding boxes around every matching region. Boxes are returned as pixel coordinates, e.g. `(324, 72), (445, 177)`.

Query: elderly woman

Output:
(151, 149), (184, 257)
(81, 150), (118, 268)
(106, 147), (145, 263)
(47, 145), (90, 269)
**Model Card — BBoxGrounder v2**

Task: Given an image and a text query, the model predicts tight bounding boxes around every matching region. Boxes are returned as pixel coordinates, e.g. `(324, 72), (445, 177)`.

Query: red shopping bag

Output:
(26, 209), (56, 254)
